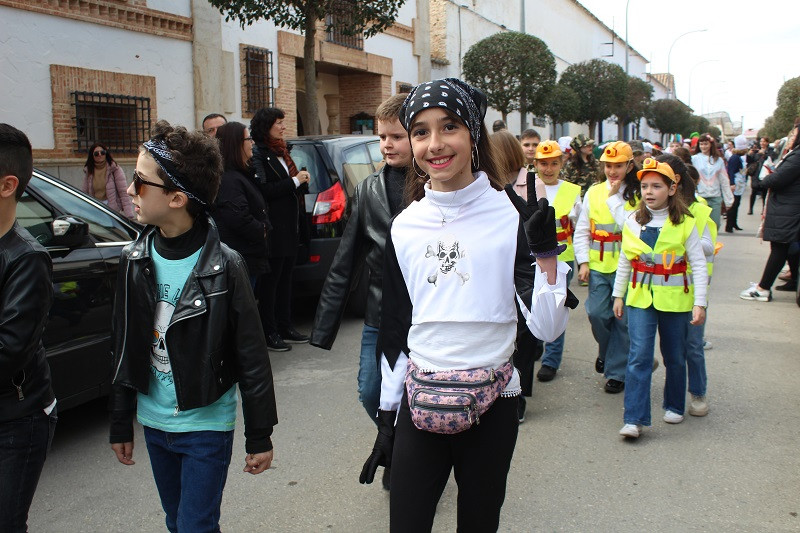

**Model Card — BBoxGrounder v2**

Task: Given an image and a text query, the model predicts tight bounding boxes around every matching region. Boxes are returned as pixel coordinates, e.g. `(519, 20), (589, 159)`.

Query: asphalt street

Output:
(27, 204), (800, 532)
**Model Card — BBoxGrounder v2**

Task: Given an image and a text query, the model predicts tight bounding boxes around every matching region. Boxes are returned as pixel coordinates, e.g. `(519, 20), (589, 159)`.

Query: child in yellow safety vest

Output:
(573, 141), (640, 394)
(612, 158), (708, 439)
(659, 155), (718, 419)
(528, 140), (582, 383)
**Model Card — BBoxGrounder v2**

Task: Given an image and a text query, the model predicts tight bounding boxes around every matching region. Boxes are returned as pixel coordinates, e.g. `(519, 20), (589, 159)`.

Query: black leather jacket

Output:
(0, 223), (55, 423)
(109, 217), (277, 453)
(311, 167), (395, 349)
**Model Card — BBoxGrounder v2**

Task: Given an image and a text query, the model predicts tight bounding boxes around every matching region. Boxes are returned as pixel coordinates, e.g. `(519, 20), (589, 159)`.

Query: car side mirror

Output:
(50, 215), (89, 248)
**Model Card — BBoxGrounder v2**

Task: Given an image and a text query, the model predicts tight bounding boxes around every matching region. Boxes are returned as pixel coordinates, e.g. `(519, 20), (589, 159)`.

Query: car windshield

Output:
(31, 176), (136, 243)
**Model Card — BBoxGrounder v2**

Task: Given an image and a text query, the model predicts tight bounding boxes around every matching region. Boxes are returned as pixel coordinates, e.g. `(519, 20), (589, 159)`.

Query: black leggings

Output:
(390, 394), (519, 533)
(749, 188), (765, 213)
(759, 241), (800, 289)
(258, 254), (296, 335)
(725, 195), (742, 231)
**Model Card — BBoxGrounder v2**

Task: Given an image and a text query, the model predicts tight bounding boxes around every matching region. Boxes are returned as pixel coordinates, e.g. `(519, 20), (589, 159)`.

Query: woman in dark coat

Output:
(250, 107), (311, 351)
(739, 126), (800, 301)
(212, 121), (269, 288)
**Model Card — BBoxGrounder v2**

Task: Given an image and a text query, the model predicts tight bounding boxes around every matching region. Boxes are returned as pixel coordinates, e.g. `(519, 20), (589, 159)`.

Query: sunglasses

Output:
(133, 169), (172, 195)
(93, 150), (107, 157)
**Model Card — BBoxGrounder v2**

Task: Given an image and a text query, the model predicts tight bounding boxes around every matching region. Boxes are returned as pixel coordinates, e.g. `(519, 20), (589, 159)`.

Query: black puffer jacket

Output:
(0, 223), (54, 423)
(761, 149), (800, 243)
(109, 217), (277, 453)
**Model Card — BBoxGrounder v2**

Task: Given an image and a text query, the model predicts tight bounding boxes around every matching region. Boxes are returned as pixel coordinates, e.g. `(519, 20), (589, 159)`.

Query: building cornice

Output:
(0, 0), (193, 41)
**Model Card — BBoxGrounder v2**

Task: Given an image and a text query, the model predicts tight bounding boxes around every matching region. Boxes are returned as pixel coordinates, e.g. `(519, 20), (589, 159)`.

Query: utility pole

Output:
(519, 0), (527, 134)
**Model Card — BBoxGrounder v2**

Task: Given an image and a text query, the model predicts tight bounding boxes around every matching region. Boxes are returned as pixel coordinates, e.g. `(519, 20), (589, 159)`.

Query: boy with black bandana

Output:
(311, 94), (411, 488)
(108, 121), (277, 532)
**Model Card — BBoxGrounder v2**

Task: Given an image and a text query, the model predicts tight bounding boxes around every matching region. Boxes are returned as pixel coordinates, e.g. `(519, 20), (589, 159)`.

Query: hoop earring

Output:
(471, 146), (480, 170)
(412, 158), (427, 179)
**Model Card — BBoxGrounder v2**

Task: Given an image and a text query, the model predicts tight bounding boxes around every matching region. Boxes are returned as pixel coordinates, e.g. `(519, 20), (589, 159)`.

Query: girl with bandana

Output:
(358, 78), (574, 531)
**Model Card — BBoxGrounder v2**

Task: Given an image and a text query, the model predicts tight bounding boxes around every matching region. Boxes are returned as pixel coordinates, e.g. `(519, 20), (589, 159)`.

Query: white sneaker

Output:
(688, 395), (709, 417)
(739, 282), (772, 302)
(663, 410), (685, 424)
(703, 340), (712, 350)
(619, 424), (642, 438)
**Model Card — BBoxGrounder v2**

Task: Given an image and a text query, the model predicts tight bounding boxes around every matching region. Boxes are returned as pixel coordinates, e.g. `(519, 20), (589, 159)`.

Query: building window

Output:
(326, 2), (364, 50)
(243, 46), (275, 114)
(397, 83), (413, 94)
(72, 91), (151, 154)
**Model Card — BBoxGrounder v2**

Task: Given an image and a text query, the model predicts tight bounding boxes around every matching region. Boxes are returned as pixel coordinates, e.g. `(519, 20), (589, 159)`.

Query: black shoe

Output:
(595, 356), (605, 374)
(266, 333), (291, 352)
(537, 365), (557, 382)
(279, 327), (309, 344)
(724, 228), (734, 233)
(775, 281), (797, 292)
(747, 211), (753, 215)
(605, 379), (625, 394)
(734, 226), (743, 230)
(517, 396), (527, 424)
(382, 467), (391, 491)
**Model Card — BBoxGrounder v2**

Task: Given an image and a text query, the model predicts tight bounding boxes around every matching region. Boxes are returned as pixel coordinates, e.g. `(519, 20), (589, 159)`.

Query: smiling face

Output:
(409, 108), (474, 192)
(639, 173), (675, 210)
(603, 160), (632, 183)
(534, 157), (562, 185)
(520, 136), (540, 165)
(378, 118), (412, 168)
(698, 140), (711, 155)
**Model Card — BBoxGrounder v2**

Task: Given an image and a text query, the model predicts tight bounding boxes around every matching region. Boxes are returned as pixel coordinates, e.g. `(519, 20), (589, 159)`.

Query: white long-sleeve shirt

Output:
(611, 207), (708, 307)
(376, 173), (571, 411)
(692, 153), (734, 206)
(573, 181), (634, 266)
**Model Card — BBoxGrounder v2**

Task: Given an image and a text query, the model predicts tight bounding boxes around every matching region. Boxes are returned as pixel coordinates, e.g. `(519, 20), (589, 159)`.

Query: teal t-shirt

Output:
(137, 242), (237, 432)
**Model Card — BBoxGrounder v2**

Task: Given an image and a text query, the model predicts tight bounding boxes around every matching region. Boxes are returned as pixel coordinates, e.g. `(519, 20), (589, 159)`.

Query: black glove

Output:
(359, 410), (396, 484)
(503, 178), (559, 255)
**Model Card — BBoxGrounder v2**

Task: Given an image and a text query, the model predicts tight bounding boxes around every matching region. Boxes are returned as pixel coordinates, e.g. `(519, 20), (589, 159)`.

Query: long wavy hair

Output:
(404, 114), (504, 204)
(84, 142), (115, 175)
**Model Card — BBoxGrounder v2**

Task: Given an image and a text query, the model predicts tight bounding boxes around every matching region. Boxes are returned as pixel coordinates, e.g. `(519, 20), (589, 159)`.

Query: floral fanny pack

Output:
(405, 359), (514, 434)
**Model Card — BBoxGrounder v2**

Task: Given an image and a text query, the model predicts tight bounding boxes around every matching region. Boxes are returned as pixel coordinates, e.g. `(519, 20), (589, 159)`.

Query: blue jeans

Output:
(686, 318), (707, 397)
(0, 408), (57, 532)
(624, 306), (690, 426)
(585, 270), (630, 381)
(143, 427), (234, 533)
(541, 261), (574, 369)
(359, 324), (381, 426)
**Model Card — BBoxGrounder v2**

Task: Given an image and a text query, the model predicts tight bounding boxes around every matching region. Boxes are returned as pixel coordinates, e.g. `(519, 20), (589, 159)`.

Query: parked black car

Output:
(287, 135), (383, 314)
(20, 170), (140, 410)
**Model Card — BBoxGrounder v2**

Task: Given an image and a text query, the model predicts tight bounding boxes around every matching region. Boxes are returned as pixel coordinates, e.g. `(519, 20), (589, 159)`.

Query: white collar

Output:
(425, 171), (492, 208)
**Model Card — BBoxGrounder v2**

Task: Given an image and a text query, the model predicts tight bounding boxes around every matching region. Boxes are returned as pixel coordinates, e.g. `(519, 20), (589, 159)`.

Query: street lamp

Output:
(666, 29), (707, 98)
(687, 59), (721, 109)
(701, 86), (727, 115)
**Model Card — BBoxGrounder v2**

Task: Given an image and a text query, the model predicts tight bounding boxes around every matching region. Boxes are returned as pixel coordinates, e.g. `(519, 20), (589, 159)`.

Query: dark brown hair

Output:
(697, 133), (721, 163)
(215, 121), (249, 174)
(672, 146), (692, 164)
(634, 172), (691, 226)
(404, 114), (504, 204)
(0, 123), (33, 201)
(84, 142), (116, 176)
(657, 153), (696, 205)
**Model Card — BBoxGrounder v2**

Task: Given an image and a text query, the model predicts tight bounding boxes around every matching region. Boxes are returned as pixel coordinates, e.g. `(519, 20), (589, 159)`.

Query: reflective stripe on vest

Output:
(689, 202), (717, 279)
(621, 217), (696, 312)
(552, 181), (581, 262)
(587, 183), (637, 273)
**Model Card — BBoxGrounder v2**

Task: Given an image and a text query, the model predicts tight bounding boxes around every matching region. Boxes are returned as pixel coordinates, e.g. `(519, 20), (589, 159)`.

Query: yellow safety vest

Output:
(621, 216), (696, 312)
(551, 181), (581, 262)
(688, 202), (716, 278)
(587, 183), (638, 273)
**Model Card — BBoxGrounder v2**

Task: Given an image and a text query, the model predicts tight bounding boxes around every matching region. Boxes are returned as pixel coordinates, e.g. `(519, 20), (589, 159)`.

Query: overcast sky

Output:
(577, 0), (798, 132)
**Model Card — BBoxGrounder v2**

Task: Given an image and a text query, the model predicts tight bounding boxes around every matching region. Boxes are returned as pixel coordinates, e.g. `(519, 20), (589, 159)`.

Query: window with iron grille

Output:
(72, 92), (151, 154)
(244, 46), (274, 113)
(326, 2), (364, 50)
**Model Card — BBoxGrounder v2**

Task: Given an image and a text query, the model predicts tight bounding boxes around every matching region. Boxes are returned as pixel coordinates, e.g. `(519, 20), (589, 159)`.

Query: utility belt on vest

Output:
(630, 254), (690, 293)
(557, 215), (573, 244)
(590, 230), (622, 261)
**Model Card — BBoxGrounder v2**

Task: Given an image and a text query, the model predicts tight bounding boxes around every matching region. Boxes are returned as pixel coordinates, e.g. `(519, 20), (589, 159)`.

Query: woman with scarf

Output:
(250, 108), (310, 352)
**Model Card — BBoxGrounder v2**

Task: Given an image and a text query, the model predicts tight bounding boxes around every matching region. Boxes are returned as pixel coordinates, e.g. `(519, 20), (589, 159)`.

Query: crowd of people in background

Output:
(4, 76), (799, 531)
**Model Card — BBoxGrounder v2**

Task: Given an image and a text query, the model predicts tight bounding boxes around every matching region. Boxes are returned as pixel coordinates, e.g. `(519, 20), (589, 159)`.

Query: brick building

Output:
(0, 0), (431, 186)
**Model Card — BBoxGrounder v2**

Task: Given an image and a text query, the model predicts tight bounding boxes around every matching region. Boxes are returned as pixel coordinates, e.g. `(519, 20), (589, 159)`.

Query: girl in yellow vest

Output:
(659, 154), (717, 418)
(612, 159), (708, 439)
(529, 140), (582, 382)
(573, 141), (640, 394)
